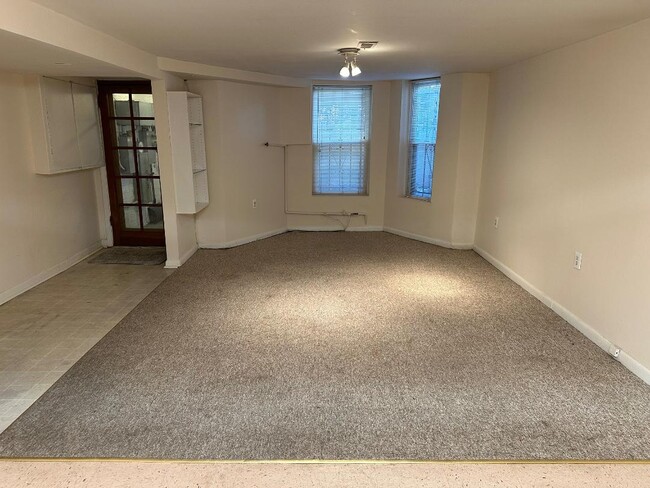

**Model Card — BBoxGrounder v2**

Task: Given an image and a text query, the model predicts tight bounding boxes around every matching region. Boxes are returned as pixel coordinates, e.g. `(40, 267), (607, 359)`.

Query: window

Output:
(312, 85), (372, 195)
(407, 79), (441, 200)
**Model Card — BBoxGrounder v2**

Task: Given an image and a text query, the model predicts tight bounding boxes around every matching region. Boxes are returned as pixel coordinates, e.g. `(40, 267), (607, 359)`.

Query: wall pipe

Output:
(264, 142), (368, 230)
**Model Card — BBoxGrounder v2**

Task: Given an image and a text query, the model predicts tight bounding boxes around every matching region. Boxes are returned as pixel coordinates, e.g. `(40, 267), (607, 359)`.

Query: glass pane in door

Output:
(134, 119), (157, 147)
(132, 94), (155, 117)
(120, 178), (138, 204)
(114, 119), (133, 147)
(112, 93), (131, 117)
(117, 149), (135, 175)
(122, 206), (140, 229)
(141, 206), (164, 229)
(139, 179), (162, 205)
(137, 150), (158, 176)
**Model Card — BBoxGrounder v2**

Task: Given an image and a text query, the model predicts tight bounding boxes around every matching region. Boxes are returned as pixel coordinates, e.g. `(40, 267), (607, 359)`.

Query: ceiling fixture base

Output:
(337, 47), (363, 78)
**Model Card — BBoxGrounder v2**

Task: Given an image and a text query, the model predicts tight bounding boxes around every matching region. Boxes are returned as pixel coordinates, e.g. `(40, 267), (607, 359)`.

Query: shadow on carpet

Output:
(1, 232), (649, 460)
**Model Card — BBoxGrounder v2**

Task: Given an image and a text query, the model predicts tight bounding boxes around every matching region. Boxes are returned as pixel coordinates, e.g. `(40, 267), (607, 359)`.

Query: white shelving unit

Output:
(24, 76), (104, 175)
(167, 91), (209, 214)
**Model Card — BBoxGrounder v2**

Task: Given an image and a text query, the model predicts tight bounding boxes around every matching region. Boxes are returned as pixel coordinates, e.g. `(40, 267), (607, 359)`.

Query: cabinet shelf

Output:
(168, 91), (209, 215)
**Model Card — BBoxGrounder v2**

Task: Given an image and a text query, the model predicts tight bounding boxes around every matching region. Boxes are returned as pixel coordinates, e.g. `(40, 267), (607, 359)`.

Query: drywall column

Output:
(152, 73), (198, 267)
(450, 73), (490, 246)
(383, 73), (489, 248)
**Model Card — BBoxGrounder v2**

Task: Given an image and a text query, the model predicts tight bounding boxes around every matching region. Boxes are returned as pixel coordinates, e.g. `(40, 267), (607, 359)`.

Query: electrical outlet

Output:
(252, 199), (257, 209)
(574, 251), (582, 270)
(493, 217), (499, 229)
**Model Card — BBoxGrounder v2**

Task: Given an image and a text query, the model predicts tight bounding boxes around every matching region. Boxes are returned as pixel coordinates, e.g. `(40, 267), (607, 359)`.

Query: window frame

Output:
(405, 77), (441, 202)
(311, 84), (373, 196)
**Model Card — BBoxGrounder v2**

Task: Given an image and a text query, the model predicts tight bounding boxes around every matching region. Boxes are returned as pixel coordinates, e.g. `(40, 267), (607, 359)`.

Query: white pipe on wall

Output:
(264, 142), (368, 230)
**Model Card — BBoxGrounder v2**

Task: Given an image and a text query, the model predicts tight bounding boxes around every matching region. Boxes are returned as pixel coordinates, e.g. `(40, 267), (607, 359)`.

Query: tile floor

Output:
(0, 256), (172, 433)
(1, 461), (649, 487)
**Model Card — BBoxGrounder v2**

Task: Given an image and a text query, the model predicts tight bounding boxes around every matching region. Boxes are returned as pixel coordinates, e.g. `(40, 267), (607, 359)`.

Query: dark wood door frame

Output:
(97, 80), (165, 247)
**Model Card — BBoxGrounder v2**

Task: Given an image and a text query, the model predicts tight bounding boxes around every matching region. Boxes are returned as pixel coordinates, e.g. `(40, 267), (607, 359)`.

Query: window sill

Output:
(312, 193), (369, 197)
(402, 195), (431, 203)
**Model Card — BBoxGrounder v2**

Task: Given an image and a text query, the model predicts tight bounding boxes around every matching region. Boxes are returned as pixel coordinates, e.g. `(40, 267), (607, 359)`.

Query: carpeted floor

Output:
(88, 246), (166, 265)
(1, 232), (649, 460)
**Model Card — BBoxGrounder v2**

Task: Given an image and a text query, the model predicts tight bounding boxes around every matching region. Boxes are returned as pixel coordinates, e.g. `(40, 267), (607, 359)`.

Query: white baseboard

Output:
(165, 243), (199, 269)
(0, 241), (103, 306)
(288, 225), (384, 232)
(383, 227), (473, 250)
(198, 225), (385, 250)
(199, 227), (288, 250)
(474, 245), (650, 385)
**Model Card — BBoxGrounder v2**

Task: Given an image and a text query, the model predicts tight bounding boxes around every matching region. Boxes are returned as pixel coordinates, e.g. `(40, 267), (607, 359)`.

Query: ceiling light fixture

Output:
(338, 47), (362, 78)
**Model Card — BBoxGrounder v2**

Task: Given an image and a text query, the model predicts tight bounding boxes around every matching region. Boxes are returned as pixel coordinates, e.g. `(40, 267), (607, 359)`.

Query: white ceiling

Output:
(29, 0), (650, 80)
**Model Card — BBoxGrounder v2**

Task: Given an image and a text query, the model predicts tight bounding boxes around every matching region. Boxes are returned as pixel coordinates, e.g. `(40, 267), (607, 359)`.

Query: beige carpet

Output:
(0, 231), (649, 459)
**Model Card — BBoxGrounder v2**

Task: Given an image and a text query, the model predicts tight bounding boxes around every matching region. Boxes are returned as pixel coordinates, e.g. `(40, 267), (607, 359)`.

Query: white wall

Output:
(190, 80), (287, 247)
(187, 77), (488, 244)
(0, 72), (102, 303)
(475, 19), (650, 374)
(383, 73), (489, 247)
(186, 80), (392, 247)
(283, 81), (391, 231)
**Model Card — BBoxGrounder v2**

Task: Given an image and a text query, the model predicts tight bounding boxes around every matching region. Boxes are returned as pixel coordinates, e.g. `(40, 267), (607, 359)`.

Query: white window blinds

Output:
(312, 86), (372, 195)
(407, 79), (441, 200)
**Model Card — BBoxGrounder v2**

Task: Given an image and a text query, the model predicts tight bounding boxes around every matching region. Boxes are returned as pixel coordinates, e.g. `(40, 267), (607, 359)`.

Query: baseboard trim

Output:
(199, 228), (288, 250)
(0, 241), (103, 306)
(473, 246), (650, 386)
(288, 226), (384, 232)
(383, 227), (473, 250)
(165, 243), (199, 269)
(198, 226), (385, 250)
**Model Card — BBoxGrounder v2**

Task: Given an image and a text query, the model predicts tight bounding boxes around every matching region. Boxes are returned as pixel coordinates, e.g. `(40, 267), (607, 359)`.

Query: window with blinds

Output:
(407, 79), (441, 200)
(312, 85), (372, 195)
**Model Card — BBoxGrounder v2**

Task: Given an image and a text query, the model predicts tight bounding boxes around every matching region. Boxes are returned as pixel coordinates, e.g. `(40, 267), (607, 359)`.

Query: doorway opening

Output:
(97, 80), (164, 246)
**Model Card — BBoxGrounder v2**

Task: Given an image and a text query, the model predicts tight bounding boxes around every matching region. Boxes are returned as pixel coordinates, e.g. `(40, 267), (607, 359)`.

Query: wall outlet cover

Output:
(574, 251), (583, 270)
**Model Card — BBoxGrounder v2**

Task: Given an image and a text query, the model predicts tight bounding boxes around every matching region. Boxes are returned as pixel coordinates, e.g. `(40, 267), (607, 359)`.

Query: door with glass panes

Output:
(98, 81), (164, 246)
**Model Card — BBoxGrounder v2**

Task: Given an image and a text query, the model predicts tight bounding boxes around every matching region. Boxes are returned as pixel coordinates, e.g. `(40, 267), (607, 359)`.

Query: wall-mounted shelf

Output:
(167, 91), (209, 214)
(24, 76), (104, 175)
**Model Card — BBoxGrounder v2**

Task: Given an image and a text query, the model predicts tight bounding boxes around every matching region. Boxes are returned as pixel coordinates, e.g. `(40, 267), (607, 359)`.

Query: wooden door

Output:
(97, 81), (165, 246)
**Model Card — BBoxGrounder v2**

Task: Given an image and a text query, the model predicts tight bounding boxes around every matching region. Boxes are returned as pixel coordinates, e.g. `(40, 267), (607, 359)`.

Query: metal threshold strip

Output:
(1, 458), (649, 464)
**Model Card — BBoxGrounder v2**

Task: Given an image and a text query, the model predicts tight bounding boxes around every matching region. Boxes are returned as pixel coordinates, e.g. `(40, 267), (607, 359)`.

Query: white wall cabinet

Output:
(167, 91), (209, 214)
(25, 76), (104, 175)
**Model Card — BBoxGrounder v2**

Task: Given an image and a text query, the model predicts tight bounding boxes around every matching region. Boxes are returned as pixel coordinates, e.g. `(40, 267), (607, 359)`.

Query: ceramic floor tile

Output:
(0, 258), (172, 433)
